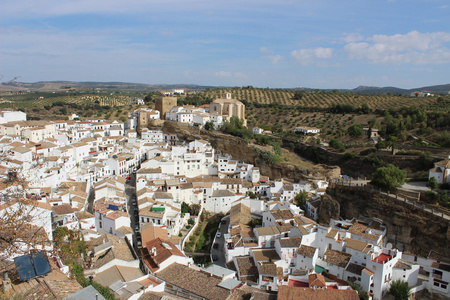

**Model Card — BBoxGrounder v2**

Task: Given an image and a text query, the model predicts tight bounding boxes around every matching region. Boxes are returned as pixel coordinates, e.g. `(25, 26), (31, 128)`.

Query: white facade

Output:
(0, 111), (27, 124)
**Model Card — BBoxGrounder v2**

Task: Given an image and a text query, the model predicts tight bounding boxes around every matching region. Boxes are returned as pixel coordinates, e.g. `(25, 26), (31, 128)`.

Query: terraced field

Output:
(0, 92), (138, 110)
(203, 87), (442, 110)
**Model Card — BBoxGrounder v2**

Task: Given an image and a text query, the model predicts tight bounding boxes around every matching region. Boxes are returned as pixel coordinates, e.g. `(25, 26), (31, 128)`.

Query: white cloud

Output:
(262, 55), (284, 64)
(290, 47), (333, 65)
(260, 46), (273, 54)
(344, 31), (450, 64)
(215, 71), (232, 77)
(341, 33), (364, 43)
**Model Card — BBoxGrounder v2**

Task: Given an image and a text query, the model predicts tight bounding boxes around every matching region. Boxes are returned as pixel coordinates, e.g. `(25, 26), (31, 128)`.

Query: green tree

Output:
(204, 120), (215, 131)
(427, 177), (438, 190)
(248, 191), (258, 199)
(389, 279), (411, 300)
(370, 164), (407, 191)
(347, 124), (364, 137)
(360, 103), (371, 114)
(143, 91), (162, 103)
(329, 139), (345, 152)
(294, 190), (308, 208)
(349, 283), (369, 300)
(181, 202), (190, 214)
(292, 91), (304, 100)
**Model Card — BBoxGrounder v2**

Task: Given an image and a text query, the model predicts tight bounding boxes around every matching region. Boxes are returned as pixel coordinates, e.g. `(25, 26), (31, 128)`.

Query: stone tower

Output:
(155, 97), (178, 119)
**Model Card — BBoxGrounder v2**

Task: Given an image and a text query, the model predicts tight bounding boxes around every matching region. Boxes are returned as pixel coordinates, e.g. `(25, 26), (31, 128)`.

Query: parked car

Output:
(136, 232), (142, 247)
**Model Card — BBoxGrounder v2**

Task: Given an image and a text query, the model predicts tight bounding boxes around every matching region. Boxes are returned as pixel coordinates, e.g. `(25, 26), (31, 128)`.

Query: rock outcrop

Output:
(323, 185), (449, 259)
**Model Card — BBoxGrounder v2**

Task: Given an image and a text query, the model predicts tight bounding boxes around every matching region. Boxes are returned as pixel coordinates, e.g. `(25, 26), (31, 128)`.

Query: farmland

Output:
(1, 87), (448, 145)
(202, 87), (444, 110)
(0, 90), (147, 120)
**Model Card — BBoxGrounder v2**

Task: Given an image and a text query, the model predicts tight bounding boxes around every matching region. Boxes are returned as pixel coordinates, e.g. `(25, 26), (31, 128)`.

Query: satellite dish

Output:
(386, 243), (393, 250)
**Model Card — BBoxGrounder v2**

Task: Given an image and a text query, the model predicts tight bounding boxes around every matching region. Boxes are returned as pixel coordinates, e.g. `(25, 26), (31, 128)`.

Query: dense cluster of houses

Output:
(0, 108), (448, 300)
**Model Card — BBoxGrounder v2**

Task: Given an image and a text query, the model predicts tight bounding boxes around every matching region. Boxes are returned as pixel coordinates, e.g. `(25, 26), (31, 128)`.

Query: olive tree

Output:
(370, 164), (407, 191)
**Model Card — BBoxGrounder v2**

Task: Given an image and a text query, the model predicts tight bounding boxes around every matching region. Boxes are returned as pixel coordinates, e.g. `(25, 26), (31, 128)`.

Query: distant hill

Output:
(0, 81), (215, 92)
(1, 80), (449, 95)
(411, 83), (450, 93)
(351, 86), (409, 95)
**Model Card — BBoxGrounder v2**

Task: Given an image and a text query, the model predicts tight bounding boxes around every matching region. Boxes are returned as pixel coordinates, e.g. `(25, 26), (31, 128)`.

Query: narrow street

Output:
(210, 216), (229, 268)
(125, 172), (139, 249)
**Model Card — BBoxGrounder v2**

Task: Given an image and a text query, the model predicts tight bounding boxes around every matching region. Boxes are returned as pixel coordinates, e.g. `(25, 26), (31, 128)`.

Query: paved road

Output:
(211, 216), (229, 267)
(125, 173), (139, 249)
(400, 181), (429, 192)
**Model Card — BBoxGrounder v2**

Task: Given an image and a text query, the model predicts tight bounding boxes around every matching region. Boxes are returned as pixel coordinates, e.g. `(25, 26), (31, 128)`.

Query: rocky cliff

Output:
(323, 185), (449, 259)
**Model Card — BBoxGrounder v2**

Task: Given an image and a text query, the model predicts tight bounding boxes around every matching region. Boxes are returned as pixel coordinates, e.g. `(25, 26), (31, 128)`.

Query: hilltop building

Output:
(209, 93), (247, 127)
(155, 97), (178, 119)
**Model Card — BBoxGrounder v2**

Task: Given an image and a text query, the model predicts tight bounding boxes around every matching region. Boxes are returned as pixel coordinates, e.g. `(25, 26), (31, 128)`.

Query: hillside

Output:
(0, 81), (214, 92)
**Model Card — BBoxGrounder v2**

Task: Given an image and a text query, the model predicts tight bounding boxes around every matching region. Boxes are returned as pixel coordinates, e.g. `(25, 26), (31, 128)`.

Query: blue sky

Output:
(1, 0), (449, 89)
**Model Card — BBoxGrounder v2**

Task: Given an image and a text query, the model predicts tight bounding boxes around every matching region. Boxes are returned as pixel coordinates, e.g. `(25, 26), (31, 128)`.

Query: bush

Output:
(422, 191), (438, 204)
(347, 124), (364, 137)
(427, 177), (438, 190)
(343, 152), (356, 160)
(359, 148), (376, 156)
(363, 156), (384, 167)
(329, 139), (345, 152)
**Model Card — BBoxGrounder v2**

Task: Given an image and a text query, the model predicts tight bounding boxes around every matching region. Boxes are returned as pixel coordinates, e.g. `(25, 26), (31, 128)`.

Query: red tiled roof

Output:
(373, 253), (391, 264)
(278, 286), (359, 300)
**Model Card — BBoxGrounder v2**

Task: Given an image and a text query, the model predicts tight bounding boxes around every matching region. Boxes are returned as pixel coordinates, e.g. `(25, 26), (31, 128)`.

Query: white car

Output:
(216, 232), (221, 238)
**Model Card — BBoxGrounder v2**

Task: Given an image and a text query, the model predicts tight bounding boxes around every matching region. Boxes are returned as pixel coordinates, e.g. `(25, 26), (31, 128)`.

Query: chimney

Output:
(152, 246), (157, 256)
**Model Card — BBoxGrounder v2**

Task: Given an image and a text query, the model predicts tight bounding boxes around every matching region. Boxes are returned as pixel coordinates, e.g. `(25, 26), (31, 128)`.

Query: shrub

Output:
(347, 124), (364, 137)
(343, 152), (356, 160)
(329, 139), (345, 152)
(359, 148), (376, 156)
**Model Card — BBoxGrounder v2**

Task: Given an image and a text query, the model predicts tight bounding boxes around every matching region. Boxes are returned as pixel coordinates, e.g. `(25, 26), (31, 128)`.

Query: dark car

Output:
(136, 232), (142, 247)
(212, 254), (218, 261)
(213, 243), (219, 249)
